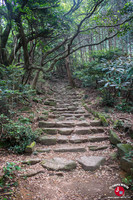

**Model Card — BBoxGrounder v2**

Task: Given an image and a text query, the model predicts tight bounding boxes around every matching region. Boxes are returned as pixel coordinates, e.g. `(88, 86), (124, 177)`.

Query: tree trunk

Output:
(65, 55), (75, 87)
(17, 20), (30, 70)
(31, 70), (41, 90)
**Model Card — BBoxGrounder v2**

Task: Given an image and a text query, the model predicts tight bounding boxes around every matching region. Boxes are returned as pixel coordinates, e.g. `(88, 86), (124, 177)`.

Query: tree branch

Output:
(68, 0), (104, 53)
(80, 16), (133, 33)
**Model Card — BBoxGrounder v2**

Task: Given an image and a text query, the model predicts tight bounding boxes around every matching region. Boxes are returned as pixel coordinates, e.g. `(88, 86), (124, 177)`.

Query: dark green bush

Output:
(0, 65), (35, 115)
(0, 115), (37, 154)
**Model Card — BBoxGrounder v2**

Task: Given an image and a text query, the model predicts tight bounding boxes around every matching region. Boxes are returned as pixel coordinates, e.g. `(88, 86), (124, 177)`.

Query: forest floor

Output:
(0, 78), (133, 200)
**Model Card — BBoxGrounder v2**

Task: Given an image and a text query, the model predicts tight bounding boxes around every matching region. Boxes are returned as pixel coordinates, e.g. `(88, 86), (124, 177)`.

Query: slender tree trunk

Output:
(65, 48), (75, 87)
(31, 69), (41, 90)
(17, 19), (30, 70)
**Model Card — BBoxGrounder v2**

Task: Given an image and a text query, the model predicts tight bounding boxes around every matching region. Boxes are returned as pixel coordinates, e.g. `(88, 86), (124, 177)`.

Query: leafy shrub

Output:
(0, 65), (35, 115)
(90, 48), (123, 62)
(0, 115), (37, 154)
(115, 100), (133, 113)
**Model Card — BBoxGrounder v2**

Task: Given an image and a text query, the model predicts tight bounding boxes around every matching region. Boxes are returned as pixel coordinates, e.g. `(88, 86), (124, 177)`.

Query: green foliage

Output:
(0, 162), (21, 190)
(0, 114), (37, 154)
(74, 49), (133, 111)
(113, 120), (124, 130)
(0, 65), (35, 115)
(90, 49), (123, 62)
(124, 150), (133, 160)
(122, 176), (133, 190)
(3, 162), (21, 180)
(115, 100), (133, 113)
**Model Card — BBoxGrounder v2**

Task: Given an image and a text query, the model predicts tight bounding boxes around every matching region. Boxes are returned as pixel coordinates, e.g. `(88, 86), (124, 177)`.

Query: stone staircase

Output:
(33, 83), (110, 171)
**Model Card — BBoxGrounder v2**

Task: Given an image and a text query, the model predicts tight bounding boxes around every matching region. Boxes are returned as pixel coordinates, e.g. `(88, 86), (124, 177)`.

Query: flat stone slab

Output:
(74, 127), (92, 135)
(88, 135), (109, 142)
(90, 127), (104, 133)
(88, 145), (108, 151)
(69, 135), (88, 143)
(38, 136), (57, 145)
(42, 128), (57, 135)
(57, 135), (68, 143)
(56, 121), (75, 128)
(39, 121), (56, 128)
(54, 146), (86, 152)
(58, 128), (74, 135)
(90, 120), (102, 126)
(36, 148), (51, 153)
(41, 157), (77, 171)
(76, 121), (90, 127)
(78, 156), (106, 171)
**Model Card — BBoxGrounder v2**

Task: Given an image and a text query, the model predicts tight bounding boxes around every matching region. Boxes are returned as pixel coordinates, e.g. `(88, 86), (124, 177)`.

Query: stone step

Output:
(59, 113), (90, 118)
(42, 128), (74, 135)
(88, 135), (109, 142)
(69, 135), (88, 143)
(37, 134), (108, 145)
(88, 145), (108, 151)
(74, 127), (104, 134)
(39, 121), (75, 128)
(52, 107), (77, 112)
(42, 126), (104, 135)
(53, 146), (86, 153)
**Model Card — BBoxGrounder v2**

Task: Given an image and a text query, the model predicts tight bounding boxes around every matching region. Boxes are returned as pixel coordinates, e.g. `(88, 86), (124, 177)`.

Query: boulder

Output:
(117, 143), (133, 157)
(120, 157), (133, 174)
(109, 130), (121, 145)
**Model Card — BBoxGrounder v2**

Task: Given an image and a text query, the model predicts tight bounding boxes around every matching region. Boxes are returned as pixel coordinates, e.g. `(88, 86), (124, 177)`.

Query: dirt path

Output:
(0, 80), (132, 200)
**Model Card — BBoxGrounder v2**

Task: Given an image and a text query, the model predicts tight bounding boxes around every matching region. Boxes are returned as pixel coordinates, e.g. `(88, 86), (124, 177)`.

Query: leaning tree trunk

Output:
(31, 69), (41, 90)
(65, 55), (75, 87)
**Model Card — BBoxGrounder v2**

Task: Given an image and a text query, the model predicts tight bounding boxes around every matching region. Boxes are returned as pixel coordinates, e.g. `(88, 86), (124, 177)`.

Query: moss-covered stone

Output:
(109, 130), (121, 145)
(120, 157), (133, 174)
(25, 141), (36, 153)
(117, 143), (133, 157)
